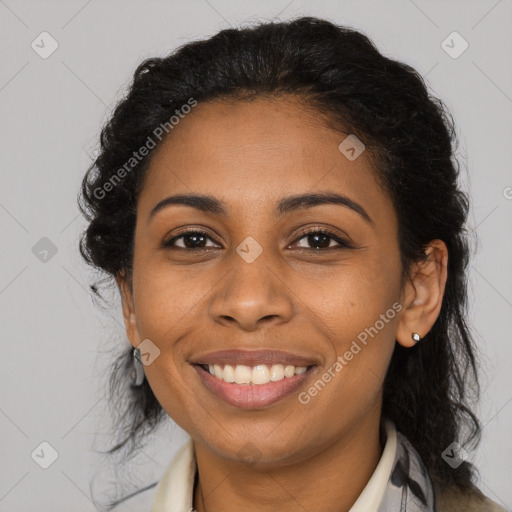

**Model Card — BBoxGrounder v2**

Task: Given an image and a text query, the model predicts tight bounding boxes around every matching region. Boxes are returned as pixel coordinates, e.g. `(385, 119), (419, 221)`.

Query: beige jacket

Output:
(434, 481), (508, 512)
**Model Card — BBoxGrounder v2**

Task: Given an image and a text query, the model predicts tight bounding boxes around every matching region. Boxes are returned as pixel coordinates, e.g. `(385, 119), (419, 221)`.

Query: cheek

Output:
(302, 247), (402, 341)
(131, 251), (213, 338)
(128, 257), (200, 400)
(297, 297), (398, 436)
(308, 287), (399, 390)
(296, 252), (401, 404)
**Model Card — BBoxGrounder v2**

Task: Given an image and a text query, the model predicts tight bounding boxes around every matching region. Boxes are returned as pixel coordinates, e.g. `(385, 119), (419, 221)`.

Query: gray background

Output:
(1, 0), (511, 510)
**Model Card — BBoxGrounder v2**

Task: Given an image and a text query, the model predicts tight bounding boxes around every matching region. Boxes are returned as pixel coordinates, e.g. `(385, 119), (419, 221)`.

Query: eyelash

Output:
(162, 227), (353, 251)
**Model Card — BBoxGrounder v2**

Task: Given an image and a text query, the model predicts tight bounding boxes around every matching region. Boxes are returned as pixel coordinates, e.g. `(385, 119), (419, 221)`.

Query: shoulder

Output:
(433, 480), (508, 512)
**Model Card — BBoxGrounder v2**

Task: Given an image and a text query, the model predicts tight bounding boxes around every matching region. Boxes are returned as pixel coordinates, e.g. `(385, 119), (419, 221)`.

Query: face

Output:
(118, 95), (421, 466)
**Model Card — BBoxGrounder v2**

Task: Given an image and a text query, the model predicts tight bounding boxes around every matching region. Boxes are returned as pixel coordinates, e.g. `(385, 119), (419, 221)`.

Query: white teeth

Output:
(251, 365), (271, 385)
(214, 364), (223, 380)
(223, 364), (235, 382)
(234, 365), (252, 384)
(284, 365), (295, 378)
(205, 363), (308, 384)
(270, 364), (284, 381)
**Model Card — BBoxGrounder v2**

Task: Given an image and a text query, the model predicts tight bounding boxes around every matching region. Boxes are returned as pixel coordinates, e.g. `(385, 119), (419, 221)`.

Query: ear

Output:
(115, 271), (141, 348)
(396, 239), (448, 348)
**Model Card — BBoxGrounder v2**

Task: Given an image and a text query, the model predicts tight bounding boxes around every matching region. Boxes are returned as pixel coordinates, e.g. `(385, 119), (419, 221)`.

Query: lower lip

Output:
(193, 364), (316, 409)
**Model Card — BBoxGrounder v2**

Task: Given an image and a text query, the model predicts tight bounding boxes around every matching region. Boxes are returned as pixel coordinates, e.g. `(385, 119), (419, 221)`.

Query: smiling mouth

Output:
(193, 362), (317, 409)
(197, 362), (313, 385)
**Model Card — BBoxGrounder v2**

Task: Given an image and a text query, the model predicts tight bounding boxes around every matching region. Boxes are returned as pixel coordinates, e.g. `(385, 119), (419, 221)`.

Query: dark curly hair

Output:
(78, 16), (481, 509)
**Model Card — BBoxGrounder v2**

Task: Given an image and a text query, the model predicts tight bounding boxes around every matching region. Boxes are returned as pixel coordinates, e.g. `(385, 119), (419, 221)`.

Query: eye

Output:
(290, 227), (353, 250)
(162, 229), (220, 250)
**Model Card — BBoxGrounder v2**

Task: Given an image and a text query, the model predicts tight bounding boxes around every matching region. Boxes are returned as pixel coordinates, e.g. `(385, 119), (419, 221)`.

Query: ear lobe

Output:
(396, 240), (448, 348)
(115, 271), (141, 347)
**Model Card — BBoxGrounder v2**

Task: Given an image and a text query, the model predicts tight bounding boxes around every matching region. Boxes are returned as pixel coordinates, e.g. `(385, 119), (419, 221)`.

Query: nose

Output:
(209, 253), (294, 332)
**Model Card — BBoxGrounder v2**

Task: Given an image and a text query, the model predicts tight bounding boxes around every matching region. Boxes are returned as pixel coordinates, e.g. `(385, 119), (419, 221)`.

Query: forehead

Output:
(138, 96), (391, 221)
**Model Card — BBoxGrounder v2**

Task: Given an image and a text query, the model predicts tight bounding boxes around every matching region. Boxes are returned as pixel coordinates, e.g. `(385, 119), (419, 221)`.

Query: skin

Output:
(116, 95), (448, 512)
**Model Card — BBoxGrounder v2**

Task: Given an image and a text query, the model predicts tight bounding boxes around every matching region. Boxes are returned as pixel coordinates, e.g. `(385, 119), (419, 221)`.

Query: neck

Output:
(193, 409), (384, 512)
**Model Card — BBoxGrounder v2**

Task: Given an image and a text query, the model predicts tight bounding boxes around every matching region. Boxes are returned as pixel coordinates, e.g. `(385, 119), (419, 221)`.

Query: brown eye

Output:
(291, 228), (353, 250)
(162, 230), (220, 250)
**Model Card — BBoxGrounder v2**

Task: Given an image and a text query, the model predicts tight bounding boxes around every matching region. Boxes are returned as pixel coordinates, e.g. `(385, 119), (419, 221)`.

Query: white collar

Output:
(151, 420), (397, 512)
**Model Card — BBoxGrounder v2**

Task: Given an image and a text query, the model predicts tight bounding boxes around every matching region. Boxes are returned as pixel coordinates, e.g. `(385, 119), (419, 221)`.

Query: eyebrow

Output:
(148, 191), (373, 225)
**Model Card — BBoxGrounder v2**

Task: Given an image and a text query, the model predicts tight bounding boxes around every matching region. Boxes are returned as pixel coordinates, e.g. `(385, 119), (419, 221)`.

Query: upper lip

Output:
(190, 349), (319, 367)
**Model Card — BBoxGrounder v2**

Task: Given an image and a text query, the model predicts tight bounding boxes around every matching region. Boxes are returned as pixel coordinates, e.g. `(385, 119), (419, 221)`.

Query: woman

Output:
(79, 16), (507, 512)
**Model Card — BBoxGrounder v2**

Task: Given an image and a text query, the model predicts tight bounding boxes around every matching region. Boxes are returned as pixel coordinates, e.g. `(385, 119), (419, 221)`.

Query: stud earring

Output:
(412, 332), (421, 344)
(131, 347), (145, 387)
